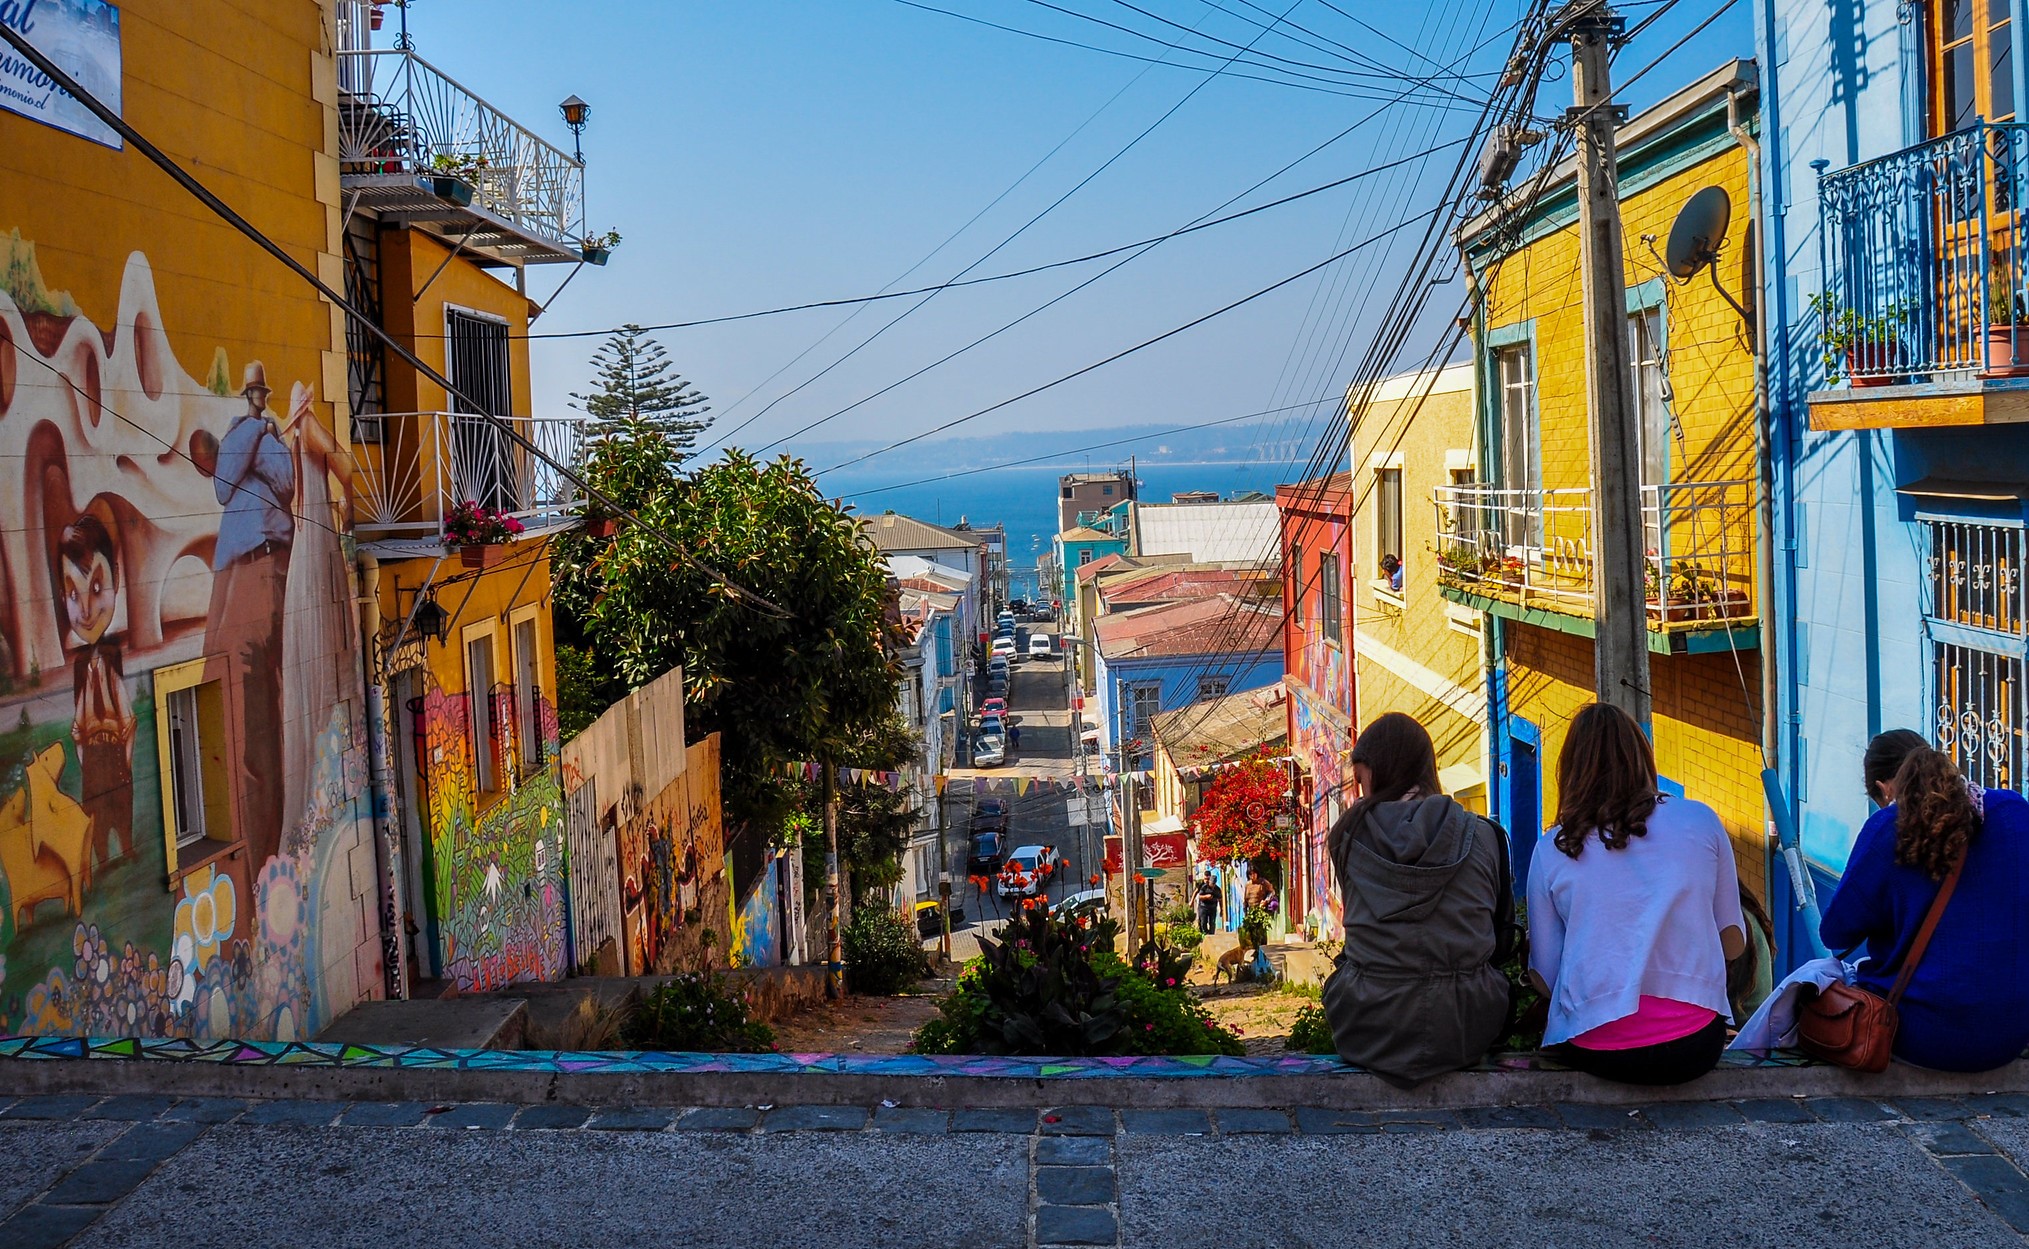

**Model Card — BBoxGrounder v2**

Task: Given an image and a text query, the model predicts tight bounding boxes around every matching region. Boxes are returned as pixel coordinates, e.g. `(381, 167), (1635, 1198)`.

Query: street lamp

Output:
(411, 592), (448, 646)
(558, 94), (589, 163)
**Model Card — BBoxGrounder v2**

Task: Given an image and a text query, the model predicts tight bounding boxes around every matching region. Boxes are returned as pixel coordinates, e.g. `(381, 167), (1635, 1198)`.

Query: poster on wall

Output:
(1, 0), (123, 149)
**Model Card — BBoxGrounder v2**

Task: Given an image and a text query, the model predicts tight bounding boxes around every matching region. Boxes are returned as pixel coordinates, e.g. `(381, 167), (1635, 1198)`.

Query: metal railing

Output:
(352, 411), (586, 544)
(337, 48), (586, 254)
(1817, 121), (2029, 385)
(1432, 480), (1758, 627)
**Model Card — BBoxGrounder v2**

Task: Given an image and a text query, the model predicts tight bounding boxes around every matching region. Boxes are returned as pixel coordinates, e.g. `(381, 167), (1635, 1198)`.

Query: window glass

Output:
(514, 618), (541, 774)
(1320, 551), (1344, 638)
(468, 634), (497, 793)
(166, 686), (208, 847)
(1496, 342), (1542, 547)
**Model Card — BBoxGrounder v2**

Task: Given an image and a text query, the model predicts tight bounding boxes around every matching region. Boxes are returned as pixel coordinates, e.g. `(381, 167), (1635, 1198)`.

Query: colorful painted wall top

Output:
(1, 0), (124, 148)
(0, 1), (385, 1042)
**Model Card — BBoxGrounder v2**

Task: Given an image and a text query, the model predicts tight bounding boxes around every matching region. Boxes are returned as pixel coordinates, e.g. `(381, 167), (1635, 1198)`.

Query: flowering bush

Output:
(444, 499), (525, 546)
(624, 971), (776, 1053)
(1188, 754), (1292, 864)
(1286, 1002), (1337, 1055)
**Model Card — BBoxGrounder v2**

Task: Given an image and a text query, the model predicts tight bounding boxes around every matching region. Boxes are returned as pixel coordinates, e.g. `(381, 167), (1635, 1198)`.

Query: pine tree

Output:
(569, 324), (712, 460)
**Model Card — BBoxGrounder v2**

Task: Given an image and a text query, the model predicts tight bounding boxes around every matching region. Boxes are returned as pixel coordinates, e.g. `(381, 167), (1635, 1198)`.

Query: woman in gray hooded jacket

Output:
(1322, 713), (1515, 1087)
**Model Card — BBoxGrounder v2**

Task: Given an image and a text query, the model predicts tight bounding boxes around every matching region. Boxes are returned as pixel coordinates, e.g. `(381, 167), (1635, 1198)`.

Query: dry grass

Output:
(524, 994), (630, 1050)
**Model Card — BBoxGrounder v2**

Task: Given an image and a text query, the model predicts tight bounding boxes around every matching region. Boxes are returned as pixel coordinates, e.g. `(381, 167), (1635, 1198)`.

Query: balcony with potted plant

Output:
(1810, 121), (2029, 429)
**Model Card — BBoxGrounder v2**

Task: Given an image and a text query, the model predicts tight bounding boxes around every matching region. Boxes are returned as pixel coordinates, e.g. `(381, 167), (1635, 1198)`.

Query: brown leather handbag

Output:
(1797, 850), (1968, 1073)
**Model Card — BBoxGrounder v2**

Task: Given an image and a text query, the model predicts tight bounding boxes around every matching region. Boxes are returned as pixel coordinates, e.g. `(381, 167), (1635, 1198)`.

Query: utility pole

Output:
(1563, 2), (1651, 725)
(823, 759), (845, 999)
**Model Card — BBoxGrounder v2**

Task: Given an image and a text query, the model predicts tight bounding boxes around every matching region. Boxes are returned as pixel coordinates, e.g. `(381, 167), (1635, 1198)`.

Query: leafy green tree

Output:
(552, 450), (907, 838)
(570, 324), (712, 459)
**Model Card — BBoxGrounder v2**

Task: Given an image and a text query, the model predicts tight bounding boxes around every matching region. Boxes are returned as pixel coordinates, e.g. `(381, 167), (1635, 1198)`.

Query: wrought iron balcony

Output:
(351, 411), (587, 554)
(1432, 481), (1758, 635)
(1816, 121), (2029, 389)
(337, 48), (589, 265)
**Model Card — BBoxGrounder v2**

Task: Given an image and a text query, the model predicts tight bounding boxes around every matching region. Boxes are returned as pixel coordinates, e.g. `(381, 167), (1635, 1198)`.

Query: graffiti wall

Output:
(1292, 687), (1348, 939)
(407, 681), (567, 993)
(729, 851), (781, 969)
(0, 236), (380, 1040)
(620, 733), (727, 975)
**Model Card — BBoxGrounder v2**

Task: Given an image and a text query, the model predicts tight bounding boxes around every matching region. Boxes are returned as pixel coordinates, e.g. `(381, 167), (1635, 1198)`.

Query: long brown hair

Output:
(1327, 712), (1442, 860)
(1891, 746), (1979, 879)
(1553, 703), (1659, 858)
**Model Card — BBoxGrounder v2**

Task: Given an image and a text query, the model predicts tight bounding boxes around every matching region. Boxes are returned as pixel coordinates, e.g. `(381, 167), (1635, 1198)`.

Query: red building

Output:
(1276, 475), (1356, 938)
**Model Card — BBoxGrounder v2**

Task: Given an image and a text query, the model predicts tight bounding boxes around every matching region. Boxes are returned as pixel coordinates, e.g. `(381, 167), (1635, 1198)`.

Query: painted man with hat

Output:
(203, 361), (296, 869)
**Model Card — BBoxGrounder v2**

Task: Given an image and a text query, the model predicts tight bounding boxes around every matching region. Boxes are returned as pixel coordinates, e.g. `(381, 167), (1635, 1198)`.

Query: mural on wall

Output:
(729, 851), (780, 969)
(0, 235), (377, 1040)
(620, 733), (727, 975)
(1292, 690), (1346, 939)
(410, 685), (566, 992)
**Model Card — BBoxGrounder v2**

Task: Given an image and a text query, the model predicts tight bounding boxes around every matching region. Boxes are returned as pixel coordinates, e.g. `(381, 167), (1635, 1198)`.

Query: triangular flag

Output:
(1015, 777), (1030, 797)
(935, 775), (947, 795)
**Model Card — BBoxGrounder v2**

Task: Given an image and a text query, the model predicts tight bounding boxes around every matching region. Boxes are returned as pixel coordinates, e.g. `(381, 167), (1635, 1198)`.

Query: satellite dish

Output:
(1665, 186), (1731, 280)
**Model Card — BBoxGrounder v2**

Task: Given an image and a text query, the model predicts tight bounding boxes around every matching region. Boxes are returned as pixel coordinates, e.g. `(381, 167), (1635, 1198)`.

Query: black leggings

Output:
(1553, 1016), (1727, 1086)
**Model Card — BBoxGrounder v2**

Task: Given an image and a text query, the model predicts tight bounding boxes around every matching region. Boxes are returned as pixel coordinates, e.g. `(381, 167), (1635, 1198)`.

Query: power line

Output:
(713, 0), (1312, 453)
(0, 21), (791, 620)
(813, 206), (1443, 476)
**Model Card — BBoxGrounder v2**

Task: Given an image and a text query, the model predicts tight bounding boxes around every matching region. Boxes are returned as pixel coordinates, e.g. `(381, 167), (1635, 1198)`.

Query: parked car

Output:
(996, 845), (1063, 897)
(990, 639), (1016, 659)
(997, 610), (1016, 629)
(973, 734), (1007, 767)
(976, 714), (1006, 739)
(915, 899), (965, 938)
(975, 798), (1008, 821)
(967, 829), (1004, 873)
(981, 697), (1007, 717)
(1053, 888), (1107, 923)
(1028, 635), (1055, 660)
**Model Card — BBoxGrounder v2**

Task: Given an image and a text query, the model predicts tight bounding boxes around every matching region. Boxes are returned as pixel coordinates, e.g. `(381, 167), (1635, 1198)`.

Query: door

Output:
(564, 775), (623, 974)
(446, 308), (516, 512)
(390, 668), (436, 984)
(1503, 726), (1541, 903)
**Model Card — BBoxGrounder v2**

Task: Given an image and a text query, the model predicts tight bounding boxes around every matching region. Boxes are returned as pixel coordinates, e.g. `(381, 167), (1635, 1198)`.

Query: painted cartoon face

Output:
(62, 552), (116, 645)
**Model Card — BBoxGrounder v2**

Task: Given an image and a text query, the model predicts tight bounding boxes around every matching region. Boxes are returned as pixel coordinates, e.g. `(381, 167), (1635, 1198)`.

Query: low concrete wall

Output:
(2, 1053), (2023, 1113)
(724, 966), (829, 1025)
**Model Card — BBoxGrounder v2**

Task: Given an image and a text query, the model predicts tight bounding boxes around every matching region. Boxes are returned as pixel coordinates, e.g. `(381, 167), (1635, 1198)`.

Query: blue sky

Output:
(396, 1), (1754, 479)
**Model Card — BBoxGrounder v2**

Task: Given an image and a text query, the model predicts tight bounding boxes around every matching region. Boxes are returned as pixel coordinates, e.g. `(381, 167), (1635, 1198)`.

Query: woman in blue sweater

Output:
(1820, 733), (2029, 1072)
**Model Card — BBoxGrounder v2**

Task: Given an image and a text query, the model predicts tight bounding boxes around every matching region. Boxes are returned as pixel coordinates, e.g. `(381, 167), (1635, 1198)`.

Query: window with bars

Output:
(1926, 519), (2029, 790)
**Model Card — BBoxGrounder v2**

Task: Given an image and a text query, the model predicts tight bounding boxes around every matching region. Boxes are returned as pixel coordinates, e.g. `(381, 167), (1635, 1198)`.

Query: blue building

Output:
(1091, 594), (1284, 768)
(1759, 0), (2029, 959)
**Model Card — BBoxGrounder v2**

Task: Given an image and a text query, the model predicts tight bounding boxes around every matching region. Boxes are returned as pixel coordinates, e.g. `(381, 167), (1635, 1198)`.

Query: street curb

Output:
(2, 1054), (2025, 1112)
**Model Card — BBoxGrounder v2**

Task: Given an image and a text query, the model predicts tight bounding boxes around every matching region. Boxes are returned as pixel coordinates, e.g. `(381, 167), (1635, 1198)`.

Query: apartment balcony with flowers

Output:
(336, 45), (598, 266)
(1809, 120), (2029, 430)
(351, 411), (587, 558)
(1432, 481), (1760, 654)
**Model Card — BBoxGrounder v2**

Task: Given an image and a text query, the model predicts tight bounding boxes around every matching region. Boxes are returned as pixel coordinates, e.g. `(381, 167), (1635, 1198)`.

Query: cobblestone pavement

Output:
(2, 1091), (2029, 1246)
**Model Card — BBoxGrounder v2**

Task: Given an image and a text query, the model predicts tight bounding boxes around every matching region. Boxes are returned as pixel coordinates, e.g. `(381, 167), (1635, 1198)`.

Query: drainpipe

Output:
(357, 552), (410, 998)
(1729, 76), (1826, 955)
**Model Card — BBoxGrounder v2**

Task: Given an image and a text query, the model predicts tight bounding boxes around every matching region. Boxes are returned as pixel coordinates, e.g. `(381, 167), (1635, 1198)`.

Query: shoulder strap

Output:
(1887, 845), (1970, 1005)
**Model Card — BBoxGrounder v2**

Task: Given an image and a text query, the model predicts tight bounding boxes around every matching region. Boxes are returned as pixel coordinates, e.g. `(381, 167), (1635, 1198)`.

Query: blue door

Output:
(1503, 722), (1541, 899)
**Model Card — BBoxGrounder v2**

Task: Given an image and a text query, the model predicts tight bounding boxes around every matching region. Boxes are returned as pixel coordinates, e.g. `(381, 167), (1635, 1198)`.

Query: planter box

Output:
(581, 246), (612, 266)
(1984, 325), (2029, 378)
(1846, 340), (1902, 387)
(460, 543), (505, 569)
(431, 175), (475, 207)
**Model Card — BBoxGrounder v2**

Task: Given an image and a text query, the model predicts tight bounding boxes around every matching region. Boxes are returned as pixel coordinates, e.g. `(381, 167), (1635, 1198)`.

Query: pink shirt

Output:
(1570, 995), (1717, 1051)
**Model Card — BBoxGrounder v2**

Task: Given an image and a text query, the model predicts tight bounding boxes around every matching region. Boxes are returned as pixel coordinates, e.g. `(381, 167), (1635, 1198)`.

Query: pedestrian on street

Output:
(1195, 871), (1219, 934)
(1009, 722), (1021, 750)
(1527, 703), (1745, 1086)
(1321, 712), (1512, 1088)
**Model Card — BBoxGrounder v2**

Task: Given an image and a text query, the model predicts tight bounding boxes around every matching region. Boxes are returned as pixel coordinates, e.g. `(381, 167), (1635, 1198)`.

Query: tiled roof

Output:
(1094, 594), (1281, 661)
(862, 512), (981, 552)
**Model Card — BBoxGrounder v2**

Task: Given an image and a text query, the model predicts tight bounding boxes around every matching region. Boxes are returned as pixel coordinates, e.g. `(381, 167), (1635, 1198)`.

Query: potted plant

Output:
(428, 152), (487, 204)
(444, 499), (525, 567)
(581, 508), (621, 539)
(1985, 279), (2029, 378)
(580, 228), (622, 266)
(1812, 293), (1905, 387)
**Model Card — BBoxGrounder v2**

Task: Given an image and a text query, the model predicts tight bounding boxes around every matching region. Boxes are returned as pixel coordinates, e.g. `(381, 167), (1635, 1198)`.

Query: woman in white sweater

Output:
(1527, 703), (1747, 1085)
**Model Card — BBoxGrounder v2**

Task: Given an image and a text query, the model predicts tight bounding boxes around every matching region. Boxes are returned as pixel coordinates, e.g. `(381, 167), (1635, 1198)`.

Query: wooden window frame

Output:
(155, 655), (238, 883)
(463, 620), (503, 801)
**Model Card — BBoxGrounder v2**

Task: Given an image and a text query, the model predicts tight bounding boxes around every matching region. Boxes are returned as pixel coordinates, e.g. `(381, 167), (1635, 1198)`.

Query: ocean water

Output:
(826, 461), (1292, 600)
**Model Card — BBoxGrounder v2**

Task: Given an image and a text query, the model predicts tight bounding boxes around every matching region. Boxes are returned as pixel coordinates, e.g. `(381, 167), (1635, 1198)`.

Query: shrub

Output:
(524, 993), (628, 1050)
(1100, 953), (1243, 1056)
(626, 971), (776, 1053)
(1239, 905), (1272, 949)
(1134, 941), (1195, 989)
(843, 906), (928, 996)
(1287, 1002), (1337, 1055)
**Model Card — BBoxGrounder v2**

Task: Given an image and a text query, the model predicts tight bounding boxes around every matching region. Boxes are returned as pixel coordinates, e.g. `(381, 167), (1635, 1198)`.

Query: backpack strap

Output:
(1886, 844), (1970, 1006)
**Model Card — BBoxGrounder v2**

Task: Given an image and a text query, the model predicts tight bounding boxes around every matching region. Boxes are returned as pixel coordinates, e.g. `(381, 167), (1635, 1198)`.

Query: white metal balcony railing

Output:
(337, 48), (587, 260)
(1432, 481), (1758, 628)
(352, 412), (586, 546)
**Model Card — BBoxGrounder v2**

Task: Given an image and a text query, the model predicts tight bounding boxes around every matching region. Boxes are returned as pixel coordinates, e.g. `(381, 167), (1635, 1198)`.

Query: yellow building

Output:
(1447, 61), (1769, 904)
(1348, 363), (1490, 811)
(333, 9), (599, 995)
(0, 0), (382, 1038)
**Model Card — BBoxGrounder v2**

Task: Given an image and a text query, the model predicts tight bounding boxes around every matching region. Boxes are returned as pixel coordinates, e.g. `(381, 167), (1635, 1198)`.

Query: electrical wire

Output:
(0, 20), (791, 620)
(713, 0), (1311, 453)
